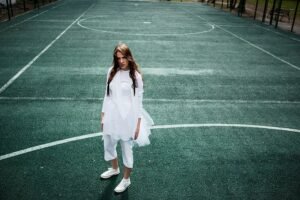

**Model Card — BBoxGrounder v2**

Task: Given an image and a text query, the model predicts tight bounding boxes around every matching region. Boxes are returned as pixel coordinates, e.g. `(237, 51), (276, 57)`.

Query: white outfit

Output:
(102, 67), (153, 144)
(103, 135), (133, 168)
(101, 67), (154, 168)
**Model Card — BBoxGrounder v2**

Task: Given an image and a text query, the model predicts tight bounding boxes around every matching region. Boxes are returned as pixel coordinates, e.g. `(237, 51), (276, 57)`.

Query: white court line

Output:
(0, 132), (101, 161)
(142, 68), (214, 75)
(0, 123), (300, 161)
(1, 96), (300, 104)
(0, 3), (95, 95)
(254, 24), (300, 43)
(77, 16), (215, 36)
(181, 8), (300, 71)
(29, 20), (74, 23)
(144, 98), (300, 104)
(0, 0), (64, 33)
(241, 7), (300, 43)
(0, 10), (50, 33)
(0, 96), (102, 101)
(217, 25), (251, 28)
(216, 25), (300, 71)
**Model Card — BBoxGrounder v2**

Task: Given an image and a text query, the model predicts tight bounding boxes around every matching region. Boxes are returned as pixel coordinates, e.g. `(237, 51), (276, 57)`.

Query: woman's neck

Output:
(120, 67), (129, 71)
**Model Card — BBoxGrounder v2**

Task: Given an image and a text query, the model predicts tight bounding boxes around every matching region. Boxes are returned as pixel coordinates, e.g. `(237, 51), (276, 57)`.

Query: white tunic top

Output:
(102, 67), (153, 146)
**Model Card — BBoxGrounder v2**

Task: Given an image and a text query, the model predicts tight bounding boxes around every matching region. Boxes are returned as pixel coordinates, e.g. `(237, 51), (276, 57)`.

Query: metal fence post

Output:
(9, 0), (13, 16)
(269, 0), (277, 25)
(6, 0), (11, 20)
(275, 0), (283, 28)
(254, 0), (259, 19)
(291, 0), (299, 32)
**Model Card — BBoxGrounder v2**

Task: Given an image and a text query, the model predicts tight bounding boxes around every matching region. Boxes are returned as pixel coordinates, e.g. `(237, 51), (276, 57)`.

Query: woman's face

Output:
(116, 51), (129, 70)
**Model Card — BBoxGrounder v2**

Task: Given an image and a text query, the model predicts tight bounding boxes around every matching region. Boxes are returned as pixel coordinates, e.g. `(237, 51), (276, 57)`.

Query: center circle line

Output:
(77, 16), (215, 36)
(1, 123), (299, 161)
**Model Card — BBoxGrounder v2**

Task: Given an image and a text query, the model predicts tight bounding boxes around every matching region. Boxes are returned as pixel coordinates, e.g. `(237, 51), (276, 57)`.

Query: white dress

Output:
(102, 67), (154, 146)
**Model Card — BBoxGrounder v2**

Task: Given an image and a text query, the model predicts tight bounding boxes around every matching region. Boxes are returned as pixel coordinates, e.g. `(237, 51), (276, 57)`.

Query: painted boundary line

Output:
(77, 16), (215, 36)
(1, 96), (300, 104)
(0, 0), (64, 33)
(216, 25), (300, 71)
(254, 24), (300, 43)
(0, 132), (101, 161)
(145, 98), (300, 104)
(221, 24), (300, 43)
(1, 123), (300, 161)
(242, 8), (300, 43)
(29, 20), (75, 23)
(180, 7), (300, 71)
(0, 3), (95, 95)
(0, 96), (103, 101)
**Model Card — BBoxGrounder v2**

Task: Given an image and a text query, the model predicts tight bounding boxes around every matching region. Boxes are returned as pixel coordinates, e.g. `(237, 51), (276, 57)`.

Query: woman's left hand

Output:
(134, 118), (141, 140)
(134, 127), (140, 140)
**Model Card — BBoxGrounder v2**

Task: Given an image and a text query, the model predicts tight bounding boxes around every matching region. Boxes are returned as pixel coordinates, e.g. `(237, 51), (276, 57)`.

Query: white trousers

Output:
(103, 135), (134, 168)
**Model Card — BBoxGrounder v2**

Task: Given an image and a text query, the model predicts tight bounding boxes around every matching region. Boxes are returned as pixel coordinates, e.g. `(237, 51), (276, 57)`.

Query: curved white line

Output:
(76, 16), (215, 36)
(1, 96), (300, 104)
(0, 96), (103, 101)
(0, 133), (101, 161)
(1, 124), (300, 161)
(151, 124), (300, 133)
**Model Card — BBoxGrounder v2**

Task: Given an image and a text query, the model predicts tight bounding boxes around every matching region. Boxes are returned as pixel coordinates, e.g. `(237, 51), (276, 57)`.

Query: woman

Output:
(100, 43), (153, 193)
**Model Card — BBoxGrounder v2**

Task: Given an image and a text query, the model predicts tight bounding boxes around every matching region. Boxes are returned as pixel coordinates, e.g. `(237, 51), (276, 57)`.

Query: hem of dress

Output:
(102, 133), (133, 142)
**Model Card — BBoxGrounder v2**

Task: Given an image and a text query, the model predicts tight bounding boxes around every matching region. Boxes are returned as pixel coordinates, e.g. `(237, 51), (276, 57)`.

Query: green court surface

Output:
(0, 0), (300, 199)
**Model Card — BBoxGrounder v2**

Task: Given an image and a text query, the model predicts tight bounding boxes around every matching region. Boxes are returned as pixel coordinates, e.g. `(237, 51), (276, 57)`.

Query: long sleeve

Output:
(101, 67), (112, 113)
(102, 90), (108, 113)
(136, 72), (144, 118)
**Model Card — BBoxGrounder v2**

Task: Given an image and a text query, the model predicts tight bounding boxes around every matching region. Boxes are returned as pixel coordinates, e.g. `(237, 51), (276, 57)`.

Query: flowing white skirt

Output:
(134, 109), (154, 147)
(103, 106), (154, 147)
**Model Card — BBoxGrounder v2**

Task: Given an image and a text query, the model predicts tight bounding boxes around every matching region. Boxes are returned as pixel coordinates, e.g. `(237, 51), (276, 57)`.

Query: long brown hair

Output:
(107, 43), (140, 96)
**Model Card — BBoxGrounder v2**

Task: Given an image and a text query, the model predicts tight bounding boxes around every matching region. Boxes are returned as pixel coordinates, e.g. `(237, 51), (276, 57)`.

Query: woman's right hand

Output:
(101, 112), (104, 131)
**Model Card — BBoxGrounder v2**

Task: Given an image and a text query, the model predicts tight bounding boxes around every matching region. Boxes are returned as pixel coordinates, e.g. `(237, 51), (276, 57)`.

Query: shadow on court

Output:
(98, 176), (129, 200)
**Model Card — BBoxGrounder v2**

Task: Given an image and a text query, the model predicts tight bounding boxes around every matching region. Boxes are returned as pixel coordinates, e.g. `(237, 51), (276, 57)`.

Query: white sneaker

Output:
(100, 168), (120, 179)
(114, 178), (131, 193)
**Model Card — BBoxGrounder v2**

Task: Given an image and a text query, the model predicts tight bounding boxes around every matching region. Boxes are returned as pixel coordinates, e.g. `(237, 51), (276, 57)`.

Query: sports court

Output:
(0, 0), (300, 199)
